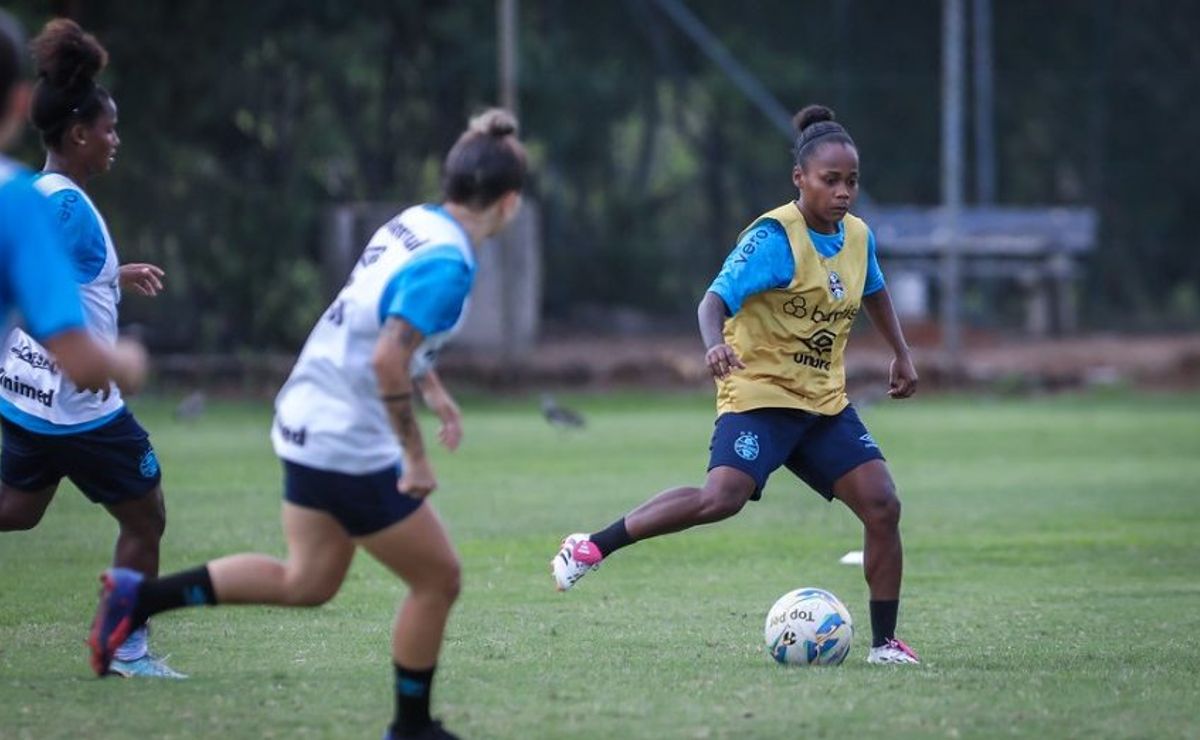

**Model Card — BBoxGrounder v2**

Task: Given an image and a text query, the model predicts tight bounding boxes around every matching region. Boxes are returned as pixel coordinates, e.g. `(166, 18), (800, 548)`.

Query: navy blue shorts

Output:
(0, 410), (162, 506)
(708, 405), (885, 501)
(282, 460), (423, 537)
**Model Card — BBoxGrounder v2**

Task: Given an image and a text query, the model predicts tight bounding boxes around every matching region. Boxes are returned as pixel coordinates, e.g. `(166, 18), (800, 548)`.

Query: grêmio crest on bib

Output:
(827, 270), (846, 300)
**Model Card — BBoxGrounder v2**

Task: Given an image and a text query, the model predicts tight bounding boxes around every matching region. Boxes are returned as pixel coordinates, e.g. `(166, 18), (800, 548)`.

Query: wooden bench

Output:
(861, 206), (1097, 335)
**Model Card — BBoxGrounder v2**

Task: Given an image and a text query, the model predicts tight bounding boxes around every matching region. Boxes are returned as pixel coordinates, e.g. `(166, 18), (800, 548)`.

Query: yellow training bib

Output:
(716, 202), (869, 416)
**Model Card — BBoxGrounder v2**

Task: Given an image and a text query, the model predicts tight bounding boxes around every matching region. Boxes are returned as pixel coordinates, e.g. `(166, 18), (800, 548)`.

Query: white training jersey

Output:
(0, 173), (123, 433)
(272, 204), (476, 474)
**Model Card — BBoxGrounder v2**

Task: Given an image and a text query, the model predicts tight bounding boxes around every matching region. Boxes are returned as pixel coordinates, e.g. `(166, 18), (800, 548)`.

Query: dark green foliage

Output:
(4, 0), (1198, 348)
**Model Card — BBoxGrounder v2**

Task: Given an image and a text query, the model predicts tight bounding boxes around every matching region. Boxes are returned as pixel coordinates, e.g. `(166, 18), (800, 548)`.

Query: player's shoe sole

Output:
(109, 653), (188, 678)
(88, 568), (144, 677)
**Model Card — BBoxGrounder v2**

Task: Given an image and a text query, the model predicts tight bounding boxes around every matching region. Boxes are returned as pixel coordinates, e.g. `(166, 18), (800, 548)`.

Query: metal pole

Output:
(650, 0), (874, 207)
(972, 0), (996, 203)
(498, 0), (518, 116)
(941, 0), (965, 365)
(650, 0), (793, 138)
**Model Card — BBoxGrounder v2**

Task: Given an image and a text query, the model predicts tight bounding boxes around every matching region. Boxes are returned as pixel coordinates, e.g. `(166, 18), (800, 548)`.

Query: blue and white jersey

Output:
(272, 204), (475, 474)
(0, 172), (124, 433)
(0, 157), (85, 343)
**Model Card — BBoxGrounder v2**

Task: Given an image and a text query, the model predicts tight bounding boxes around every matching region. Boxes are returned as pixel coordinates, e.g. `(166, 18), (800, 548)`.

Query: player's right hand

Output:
(399, 457), (438, 498)
(109, 337), (148, 397)
(705, 343), (745, 379)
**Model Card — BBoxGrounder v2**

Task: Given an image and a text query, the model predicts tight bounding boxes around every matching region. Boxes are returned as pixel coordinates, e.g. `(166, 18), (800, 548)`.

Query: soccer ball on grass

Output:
(764, 587), (853, 665)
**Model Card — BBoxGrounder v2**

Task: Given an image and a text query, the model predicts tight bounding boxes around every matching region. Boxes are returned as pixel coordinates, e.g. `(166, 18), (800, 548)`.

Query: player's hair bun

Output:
(469, 108), (519, 138)
(793, 105), (836, 134)
(443, 107), (526, 209)
(30, 18), (107, 91)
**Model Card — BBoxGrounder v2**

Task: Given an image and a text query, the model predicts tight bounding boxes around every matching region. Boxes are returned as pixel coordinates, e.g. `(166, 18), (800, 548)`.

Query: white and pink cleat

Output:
(867, 637), (921, 665)
(551, 533), (603, 591)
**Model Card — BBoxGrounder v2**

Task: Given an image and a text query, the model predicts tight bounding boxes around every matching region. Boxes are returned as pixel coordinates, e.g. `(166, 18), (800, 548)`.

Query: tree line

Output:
(7, 0), (1197, 350)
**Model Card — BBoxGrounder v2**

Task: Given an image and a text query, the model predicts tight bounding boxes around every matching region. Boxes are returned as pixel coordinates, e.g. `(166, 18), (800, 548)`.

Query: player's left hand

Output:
(889, 353), (918, 399)
(435, 399), (463, 452)
(120, 263), (165, 297)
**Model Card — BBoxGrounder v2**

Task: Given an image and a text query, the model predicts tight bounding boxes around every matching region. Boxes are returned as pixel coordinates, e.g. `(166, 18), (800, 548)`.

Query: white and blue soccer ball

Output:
(764, 587), (854, 666)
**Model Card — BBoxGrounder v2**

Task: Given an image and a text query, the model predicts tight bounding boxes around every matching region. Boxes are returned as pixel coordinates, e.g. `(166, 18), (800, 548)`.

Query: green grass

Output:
(1, 390), (1198, 739)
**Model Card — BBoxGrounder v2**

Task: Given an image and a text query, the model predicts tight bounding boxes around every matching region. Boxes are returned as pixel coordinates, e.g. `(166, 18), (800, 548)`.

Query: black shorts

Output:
(282, 460), (423, 537)
(1, 410), (162, 505)
(707, 405), (885, 501)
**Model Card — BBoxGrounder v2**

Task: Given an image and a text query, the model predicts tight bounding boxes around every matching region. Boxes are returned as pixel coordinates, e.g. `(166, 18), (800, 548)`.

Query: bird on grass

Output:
(174, 389), (207, 422)
(541, 394), (585, 430)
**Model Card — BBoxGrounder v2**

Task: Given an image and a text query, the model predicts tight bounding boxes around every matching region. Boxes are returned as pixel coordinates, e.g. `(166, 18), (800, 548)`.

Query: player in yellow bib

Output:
(553, 105), (920, 665)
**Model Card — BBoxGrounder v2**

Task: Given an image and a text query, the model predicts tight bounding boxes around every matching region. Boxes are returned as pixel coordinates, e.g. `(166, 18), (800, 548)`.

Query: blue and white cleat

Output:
(88, 567), (144, 677)
(109, 653), (187, 679)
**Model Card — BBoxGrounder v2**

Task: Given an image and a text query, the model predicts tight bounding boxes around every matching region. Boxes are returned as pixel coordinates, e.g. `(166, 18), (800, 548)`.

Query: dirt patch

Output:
(438, 331), (1200, 392)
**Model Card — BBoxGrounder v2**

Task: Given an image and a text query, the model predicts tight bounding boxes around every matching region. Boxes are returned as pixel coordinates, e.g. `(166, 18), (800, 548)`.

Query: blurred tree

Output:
(3, 0), (1197, 349)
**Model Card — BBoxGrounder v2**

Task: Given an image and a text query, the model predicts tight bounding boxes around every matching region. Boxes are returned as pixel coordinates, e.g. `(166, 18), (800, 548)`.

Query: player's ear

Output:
(499, 190), (522, 225)
(69, 120), (88, 148)
(792, 164), (804, 191)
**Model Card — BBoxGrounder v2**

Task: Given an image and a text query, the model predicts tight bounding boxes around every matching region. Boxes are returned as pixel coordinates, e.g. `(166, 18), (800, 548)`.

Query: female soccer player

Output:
(552, 105), (921, 665)
(0, 20), (177, 678)
(90, 109), (527, 739)
(0, 12), (144, 398)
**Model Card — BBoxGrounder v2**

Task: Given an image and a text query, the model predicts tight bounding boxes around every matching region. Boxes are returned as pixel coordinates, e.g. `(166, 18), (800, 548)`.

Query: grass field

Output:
(1, 389), (1198, 739)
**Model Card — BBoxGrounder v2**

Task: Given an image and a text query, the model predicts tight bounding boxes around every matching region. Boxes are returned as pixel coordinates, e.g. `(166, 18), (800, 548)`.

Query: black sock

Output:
(131, 565), (217, 626)
(589, 517), (633, 557)
(391, 663), (436, 735)
(869, 599), (899, 648)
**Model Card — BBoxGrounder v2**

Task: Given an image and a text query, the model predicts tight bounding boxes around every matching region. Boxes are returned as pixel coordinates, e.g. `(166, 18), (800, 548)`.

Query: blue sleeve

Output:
(43, 189), (107, 283)
(707, 218), (794, 315)
(0, 181), (86, 340)
(379, 248), (473, 336)
(863, 227), (886, 296)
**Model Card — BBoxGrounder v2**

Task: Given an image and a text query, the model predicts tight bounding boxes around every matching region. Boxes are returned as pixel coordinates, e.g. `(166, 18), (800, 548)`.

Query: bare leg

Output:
(833, 459), (902, 600)
(207, 502), (356, 606)
(0, 483), (57, 531)
(104, 486), (166, 576)
(624, 466), (756, 541)
(357, 503), (460, 668)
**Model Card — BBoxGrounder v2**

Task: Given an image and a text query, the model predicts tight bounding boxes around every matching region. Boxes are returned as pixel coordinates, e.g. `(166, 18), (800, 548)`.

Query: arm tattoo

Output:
(378, 318), (427, 461)
(383, 318), (423, 354)
(386, 393), (426, 461)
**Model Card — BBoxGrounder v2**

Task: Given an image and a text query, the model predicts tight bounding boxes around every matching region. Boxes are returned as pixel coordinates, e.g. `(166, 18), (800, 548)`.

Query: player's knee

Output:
(119, 511), (165, 542)
(699, 483), (750, 522)
(412, 556), (462, 605)
(0, 496), (45, 530)
(435, 557), (463, 604)
(282, 568), (341, 606)
(864, 485), (900, 531)
(0, 508), (42, 530)
(112, 492), (167, 541)
(286, 580), (340, 607)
